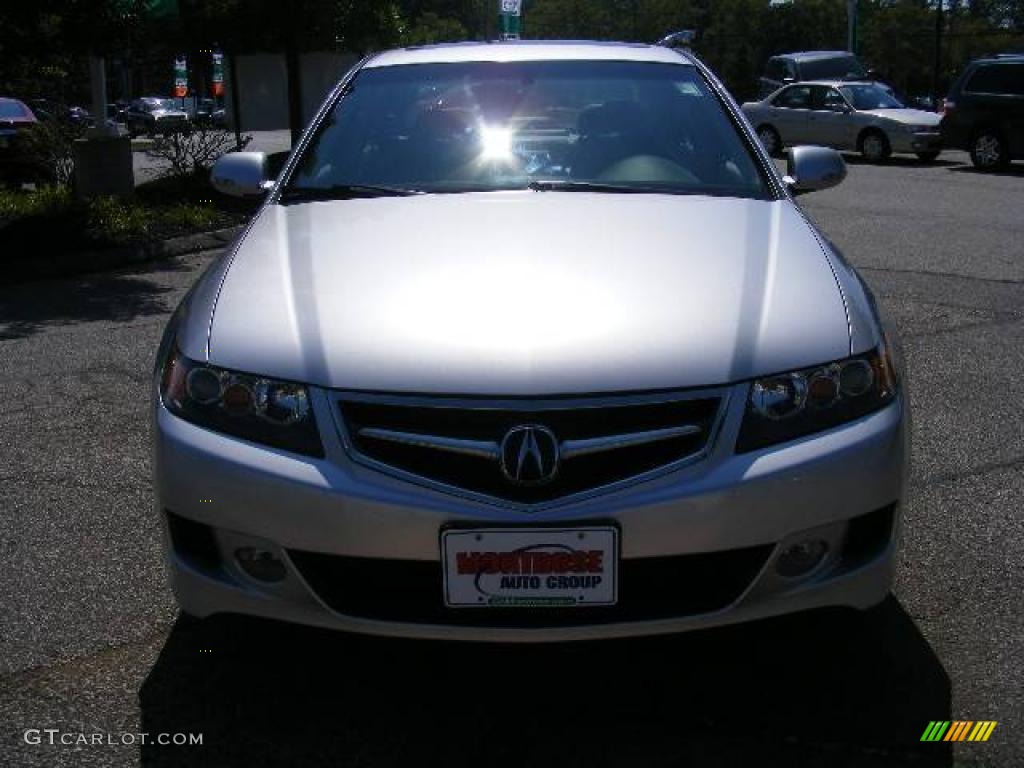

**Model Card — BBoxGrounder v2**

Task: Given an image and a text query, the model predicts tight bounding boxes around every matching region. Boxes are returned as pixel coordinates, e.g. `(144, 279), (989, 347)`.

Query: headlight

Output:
(736, 342), (898, 453)
(159, 346), (324, 457)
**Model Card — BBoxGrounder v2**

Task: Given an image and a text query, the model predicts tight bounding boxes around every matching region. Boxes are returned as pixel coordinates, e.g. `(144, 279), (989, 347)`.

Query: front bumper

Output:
(153, 384), (907, 641)
(891, 130), (942, 154)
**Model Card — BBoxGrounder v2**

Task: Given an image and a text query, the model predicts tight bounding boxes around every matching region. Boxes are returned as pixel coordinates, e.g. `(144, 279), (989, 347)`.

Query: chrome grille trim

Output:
(560, 424), (702, 459)
(358, 427), (500, 460)
(332, 389), (731, 511)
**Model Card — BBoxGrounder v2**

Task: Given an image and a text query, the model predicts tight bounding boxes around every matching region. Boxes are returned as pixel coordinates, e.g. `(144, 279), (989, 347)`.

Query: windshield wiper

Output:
(528, 180), (693, 195)
(279, 184), (421, 202)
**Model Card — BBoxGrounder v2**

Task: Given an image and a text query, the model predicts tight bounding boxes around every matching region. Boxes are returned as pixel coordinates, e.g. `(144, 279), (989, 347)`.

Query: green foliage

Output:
(82, 196), (223, 243)
(160, 201), (221, 229)
(84, 195), (153, 241)
(524, 0), (1023, 100)
(2, 0), (1022, 108)
(20, 121), (81, 185)
(403, 11), (469, 45)
(0, 183), (237, 249)
(0, 185), (72, 223)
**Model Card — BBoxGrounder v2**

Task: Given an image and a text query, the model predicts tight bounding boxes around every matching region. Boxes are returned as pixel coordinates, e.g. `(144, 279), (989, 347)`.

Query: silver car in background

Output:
(153, 42), (908, 642)
(125, 97), (191, 137)
(743, 80), (943, 162)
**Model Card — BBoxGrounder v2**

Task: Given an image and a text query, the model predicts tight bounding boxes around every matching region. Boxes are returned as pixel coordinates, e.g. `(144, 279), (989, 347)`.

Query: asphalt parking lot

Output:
(1, 150), (1022, 767)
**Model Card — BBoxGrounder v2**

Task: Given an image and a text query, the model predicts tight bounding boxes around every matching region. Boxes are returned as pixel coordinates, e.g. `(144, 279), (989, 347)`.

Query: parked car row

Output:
(748, 50), (1023, 170)
(103, 97), (226, 135)
(122, 96), (227, 136)
(0, 92), (228, 185)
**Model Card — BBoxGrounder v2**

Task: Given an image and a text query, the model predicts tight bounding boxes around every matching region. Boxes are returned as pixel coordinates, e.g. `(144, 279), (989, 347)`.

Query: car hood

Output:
(863, 108), (940, 127)
(151, 109), (188, 118)
(206, 193), (850, 395)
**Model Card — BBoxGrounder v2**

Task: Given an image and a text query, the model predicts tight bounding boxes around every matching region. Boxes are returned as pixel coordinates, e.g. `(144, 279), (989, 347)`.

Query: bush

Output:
(20, 120), (80, 185)
(82, 195), (234, 243)
(0, 183), (245, 256)
(0, 184), (72, 223)
(83, 195), (153, 241)
(145, 127), (250, 179)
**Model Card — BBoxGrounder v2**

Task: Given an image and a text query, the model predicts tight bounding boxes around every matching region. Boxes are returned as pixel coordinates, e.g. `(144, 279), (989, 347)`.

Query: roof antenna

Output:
(657, 30), (697, 49)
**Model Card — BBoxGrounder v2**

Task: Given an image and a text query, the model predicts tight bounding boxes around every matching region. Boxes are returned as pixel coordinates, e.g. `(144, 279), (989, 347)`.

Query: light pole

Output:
(846, 0), (858, 54)
(933, 0), (944, 101)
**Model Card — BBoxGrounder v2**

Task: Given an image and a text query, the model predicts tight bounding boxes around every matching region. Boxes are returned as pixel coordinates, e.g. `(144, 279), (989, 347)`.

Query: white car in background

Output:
(743, 81), (943, 162)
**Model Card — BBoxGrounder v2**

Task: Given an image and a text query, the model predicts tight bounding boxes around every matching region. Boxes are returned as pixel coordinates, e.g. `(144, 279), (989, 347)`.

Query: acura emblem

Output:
(500, 425), (560, 486)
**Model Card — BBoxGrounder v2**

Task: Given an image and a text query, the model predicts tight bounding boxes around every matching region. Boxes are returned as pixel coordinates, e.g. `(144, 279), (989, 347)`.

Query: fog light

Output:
(776, 539), (828, 578)
(235, 548), (287, 582)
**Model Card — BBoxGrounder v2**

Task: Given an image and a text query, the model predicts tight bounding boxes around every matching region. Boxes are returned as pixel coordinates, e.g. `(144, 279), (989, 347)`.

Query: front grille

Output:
(338, 393), (723, 505)
(287, 545), (772, 627)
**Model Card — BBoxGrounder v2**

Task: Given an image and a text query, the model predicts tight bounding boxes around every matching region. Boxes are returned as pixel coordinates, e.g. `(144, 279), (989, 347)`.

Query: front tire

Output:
(970, 130), (1008, 170)
(756, 125), (782, 157)
(916, 150), (940, 163)
(860, 130), (891, 163)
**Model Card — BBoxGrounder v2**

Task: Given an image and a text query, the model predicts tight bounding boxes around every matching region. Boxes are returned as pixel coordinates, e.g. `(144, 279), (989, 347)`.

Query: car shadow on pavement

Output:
(946, 163), (1024, 177)
(0, 265), (181, 340)
(841, 155), (962, 169)
(138, 596), (951, 767)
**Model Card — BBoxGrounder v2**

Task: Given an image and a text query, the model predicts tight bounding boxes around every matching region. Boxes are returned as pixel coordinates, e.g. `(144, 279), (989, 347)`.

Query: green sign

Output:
(499, 0), (521, 40)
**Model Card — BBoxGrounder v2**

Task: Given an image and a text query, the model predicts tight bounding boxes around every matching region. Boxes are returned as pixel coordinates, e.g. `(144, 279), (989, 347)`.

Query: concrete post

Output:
(74, 56), (134, 197)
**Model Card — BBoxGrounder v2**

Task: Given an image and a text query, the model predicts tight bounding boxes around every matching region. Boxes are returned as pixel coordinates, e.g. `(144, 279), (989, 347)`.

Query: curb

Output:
(1, 225), (243, 286)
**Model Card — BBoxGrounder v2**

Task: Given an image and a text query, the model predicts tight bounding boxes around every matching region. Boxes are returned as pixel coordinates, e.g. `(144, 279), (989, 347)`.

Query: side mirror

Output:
(211, 151), (272, 197)
(784, 146), (846, 195)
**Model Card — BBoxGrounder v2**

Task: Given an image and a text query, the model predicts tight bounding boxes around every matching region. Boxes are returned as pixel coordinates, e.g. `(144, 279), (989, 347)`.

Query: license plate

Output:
(442, 527), (618, 608)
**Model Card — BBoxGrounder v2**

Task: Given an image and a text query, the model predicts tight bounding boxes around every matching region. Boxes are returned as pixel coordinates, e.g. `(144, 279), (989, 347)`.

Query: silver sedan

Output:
(153, 42), (908, 642)
(742, 81), (943, 162)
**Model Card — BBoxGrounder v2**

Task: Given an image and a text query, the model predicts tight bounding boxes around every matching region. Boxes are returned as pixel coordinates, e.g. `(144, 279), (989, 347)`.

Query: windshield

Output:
(0, 100), (31, 119)
(800, 56), (867, 81)
(285, 60), (770, 200)
(839, 84), (904, 110)
(149, 99), (179, 112)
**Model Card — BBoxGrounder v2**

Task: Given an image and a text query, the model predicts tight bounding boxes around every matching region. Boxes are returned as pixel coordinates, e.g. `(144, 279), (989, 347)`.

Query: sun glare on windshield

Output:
(478, 124), (514, 162)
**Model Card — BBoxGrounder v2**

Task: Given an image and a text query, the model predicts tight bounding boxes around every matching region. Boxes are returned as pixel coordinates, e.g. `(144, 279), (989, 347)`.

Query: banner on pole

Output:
(173, 55), (188, 97)
(211, 51), (224, 97)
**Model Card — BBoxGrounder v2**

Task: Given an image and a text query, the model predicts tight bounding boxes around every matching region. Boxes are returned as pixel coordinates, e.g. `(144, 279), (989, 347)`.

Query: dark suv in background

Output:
(941, 54), (1024, 170)
(760, 51), (873, 97)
